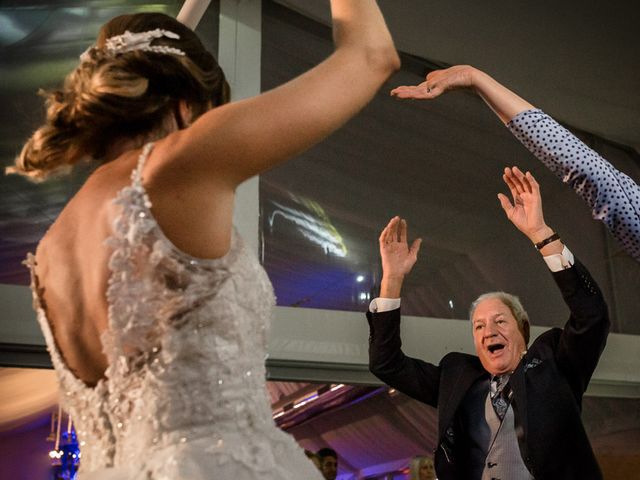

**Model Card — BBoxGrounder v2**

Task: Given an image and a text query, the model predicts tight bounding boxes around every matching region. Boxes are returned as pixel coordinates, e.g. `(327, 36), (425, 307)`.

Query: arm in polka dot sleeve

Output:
(507, 109), (640, 261)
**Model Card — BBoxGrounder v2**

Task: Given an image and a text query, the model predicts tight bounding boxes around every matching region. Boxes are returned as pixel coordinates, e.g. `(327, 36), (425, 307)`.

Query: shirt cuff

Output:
(543, 246), (575, 272)
(369, 297), (401, 313)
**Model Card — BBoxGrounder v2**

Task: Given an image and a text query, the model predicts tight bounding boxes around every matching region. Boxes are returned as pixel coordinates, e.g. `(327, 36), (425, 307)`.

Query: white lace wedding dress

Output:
(27, 143), (323, 479)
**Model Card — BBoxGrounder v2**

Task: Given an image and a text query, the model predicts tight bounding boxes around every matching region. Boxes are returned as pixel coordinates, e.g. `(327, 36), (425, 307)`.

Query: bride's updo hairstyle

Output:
(9, 12), (229, 181)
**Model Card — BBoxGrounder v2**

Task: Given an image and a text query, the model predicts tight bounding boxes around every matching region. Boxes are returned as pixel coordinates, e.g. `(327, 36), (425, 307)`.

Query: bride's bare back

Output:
(33, 140), (237, 385)
(34, 150), (139, 385)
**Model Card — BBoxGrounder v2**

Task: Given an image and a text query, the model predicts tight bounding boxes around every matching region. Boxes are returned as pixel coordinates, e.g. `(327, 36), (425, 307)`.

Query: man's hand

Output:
(498, 167), (561, 254)
(390, 65), (476, 100)
(379, 216), (422, 298)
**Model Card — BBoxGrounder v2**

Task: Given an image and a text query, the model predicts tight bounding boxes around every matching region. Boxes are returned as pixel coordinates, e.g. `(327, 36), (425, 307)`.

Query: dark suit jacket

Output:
(368, 259), (609, 480)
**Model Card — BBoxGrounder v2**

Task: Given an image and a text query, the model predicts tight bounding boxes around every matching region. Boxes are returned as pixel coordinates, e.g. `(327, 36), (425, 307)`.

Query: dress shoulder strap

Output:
(130, 142), (155, 187)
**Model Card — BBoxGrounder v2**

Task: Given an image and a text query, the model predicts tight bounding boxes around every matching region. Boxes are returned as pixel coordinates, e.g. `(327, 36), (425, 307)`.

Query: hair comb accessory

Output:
(80, 29), (185, 62)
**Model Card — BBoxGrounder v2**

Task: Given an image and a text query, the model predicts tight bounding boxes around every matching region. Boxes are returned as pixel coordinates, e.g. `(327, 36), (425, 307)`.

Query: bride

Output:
(9, 2), (399, 478)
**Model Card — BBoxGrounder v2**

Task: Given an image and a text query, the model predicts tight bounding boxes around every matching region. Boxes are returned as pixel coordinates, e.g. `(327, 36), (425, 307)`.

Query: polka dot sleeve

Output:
(507, 109), (640, 261)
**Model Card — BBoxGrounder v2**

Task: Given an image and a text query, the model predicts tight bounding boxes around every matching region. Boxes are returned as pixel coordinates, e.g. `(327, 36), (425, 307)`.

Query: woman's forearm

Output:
(470, 68), (535, 124)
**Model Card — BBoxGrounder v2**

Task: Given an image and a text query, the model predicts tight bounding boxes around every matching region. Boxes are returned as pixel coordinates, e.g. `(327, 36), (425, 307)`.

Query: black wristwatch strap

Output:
(534, 232), (560, 250)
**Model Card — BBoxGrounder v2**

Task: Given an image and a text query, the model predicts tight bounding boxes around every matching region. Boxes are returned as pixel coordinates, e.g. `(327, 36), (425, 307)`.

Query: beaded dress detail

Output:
(26, 143), (322, 479)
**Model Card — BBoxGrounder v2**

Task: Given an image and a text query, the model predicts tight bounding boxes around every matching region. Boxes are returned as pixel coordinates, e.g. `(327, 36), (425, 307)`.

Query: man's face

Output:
(472, 298), (526, 376)
(320, 455), (337, 480)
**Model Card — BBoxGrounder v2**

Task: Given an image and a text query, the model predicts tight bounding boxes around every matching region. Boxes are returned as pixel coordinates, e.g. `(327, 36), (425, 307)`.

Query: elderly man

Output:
(368, 168), (609, 479)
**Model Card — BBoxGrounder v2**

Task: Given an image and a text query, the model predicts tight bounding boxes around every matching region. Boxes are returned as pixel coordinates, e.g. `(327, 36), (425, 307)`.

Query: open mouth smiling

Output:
(487, 344), (505, 354)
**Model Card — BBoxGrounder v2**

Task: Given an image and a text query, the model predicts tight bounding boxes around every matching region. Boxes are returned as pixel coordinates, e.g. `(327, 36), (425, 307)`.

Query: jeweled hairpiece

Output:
(80, 28), (186, 62)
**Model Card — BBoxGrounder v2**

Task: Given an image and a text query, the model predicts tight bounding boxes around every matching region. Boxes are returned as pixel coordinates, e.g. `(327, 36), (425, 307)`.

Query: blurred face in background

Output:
(321, 455), (337, 480)
(419, 459), (436, 480)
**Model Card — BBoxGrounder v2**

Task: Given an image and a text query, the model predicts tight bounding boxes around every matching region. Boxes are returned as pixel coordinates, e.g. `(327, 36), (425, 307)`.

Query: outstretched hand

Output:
(379, 216), (422, 289)
(390, 65), (476, 100)
(497, 167), (551, 243)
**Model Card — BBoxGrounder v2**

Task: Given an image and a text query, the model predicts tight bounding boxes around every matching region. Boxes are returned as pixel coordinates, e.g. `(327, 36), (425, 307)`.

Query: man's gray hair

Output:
(469, 291), (530, 345)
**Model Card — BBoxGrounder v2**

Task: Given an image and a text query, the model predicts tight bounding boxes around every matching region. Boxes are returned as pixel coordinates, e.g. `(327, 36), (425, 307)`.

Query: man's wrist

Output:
(380, 274), (404, 298)
(527, 225), (564, 256)
(527, 225), (555, 244)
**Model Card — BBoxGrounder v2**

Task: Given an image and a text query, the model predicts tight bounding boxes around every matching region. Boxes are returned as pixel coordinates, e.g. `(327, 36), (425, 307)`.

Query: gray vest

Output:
(481, 394), (533, 480)
(460, 378), (533, 480)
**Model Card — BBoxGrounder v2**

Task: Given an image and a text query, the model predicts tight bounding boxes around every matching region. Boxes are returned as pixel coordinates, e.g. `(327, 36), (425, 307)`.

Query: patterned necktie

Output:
(490, 375), (511, 420)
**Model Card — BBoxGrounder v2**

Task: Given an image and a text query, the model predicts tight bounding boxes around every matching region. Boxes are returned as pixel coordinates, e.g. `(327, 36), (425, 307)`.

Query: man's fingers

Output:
(380, 217), (422, 257)
(378, 223), (389, 243)
(504, 170), (528, 202)
(409, 238), (422, 258)
(497, 193), (513, 216)
(379, 216), (399, 244)
(505, 167), (526, 194)
(503, 173), (520, 200)
(525, 171), (540, 193)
